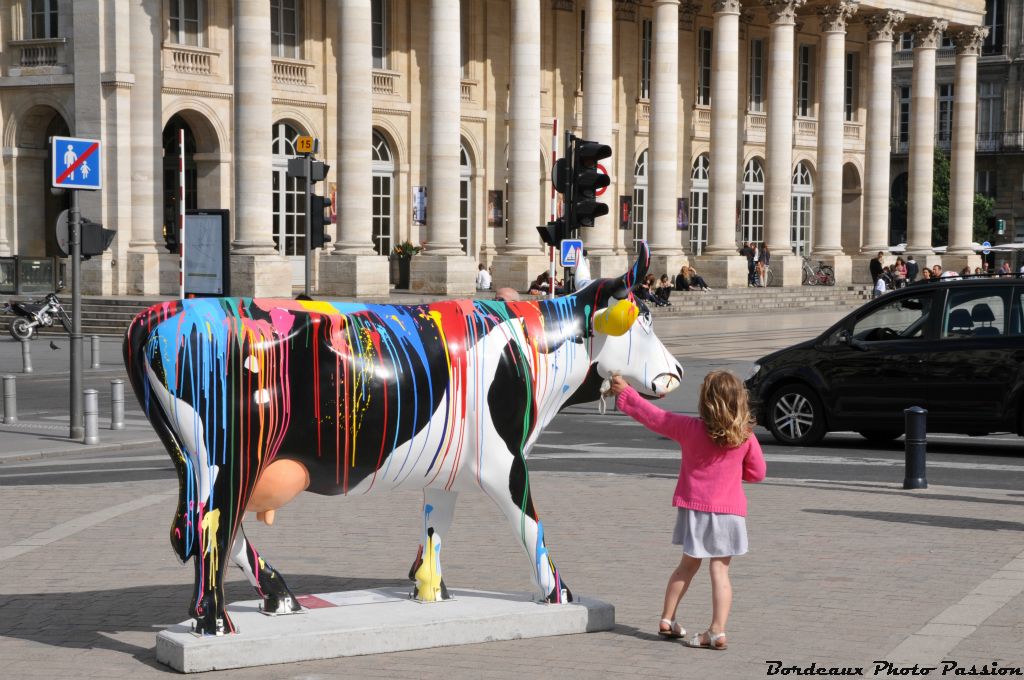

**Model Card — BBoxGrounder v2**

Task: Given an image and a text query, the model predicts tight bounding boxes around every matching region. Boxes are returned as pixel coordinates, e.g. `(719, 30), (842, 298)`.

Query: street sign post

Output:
(51, 136), (102, 442)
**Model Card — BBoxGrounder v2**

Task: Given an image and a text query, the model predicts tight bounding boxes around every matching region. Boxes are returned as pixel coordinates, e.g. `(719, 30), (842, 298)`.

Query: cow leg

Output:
(229, 526), (302, 615)
(480, 453), (573, 604)
(408, 489), (456, 601)
(188, 505), (236, 635)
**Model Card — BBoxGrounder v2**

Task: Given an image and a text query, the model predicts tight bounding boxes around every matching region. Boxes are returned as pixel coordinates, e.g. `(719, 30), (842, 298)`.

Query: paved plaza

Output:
(0, 309), (1021, 678)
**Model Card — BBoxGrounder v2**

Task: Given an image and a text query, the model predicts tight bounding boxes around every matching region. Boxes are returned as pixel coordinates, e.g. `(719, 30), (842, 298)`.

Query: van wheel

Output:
(767, 384), (827, 446)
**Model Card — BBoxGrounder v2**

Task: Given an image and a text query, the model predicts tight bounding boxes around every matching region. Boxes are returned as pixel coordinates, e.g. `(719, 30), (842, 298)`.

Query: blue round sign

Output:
(982, 240), (991, 255)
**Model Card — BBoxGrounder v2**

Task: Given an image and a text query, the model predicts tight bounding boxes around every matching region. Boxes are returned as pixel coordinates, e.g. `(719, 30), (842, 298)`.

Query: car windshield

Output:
(850, 294), (933, 342)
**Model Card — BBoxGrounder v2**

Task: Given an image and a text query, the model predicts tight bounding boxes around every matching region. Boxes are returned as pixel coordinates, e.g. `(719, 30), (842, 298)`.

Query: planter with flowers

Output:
(390, 240), (422, 289)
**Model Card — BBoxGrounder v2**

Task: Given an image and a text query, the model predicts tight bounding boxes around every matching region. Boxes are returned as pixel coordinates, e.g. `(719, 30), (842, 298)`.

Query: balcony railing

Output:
(372, 69), (400, 96)
(691, 106), (711, 138)
(893, 45), (955, 66)
(795, 118), (818, 138)
(165, 43), (215, 76)
(843, 122), (862, 140)
(976, 131), (1024, 153)
(272, 58), (313, 86)
(9, 38), (67, 69)
(637, 99), (651, 126)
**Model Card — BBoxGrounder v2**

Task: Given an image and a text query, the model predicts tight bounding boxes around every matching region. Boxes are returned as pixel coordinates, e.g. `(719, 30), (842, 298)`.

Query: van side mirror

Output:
(838, 329), (866, 350)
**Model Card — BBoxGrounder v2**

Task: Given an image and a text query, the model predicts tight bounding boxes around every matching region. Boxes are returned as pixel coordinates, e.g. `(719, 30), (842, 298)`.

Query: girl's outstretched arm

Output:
(612, 381), (689, 444)
(742, 436), (767, 482)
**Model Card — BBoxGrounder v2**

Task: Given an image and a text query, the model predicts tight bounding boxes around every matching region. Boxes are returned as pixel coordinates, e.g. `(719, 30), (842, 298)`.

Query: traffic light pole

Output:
(302, 153), (312, 299)
(69, 188), (83, 440)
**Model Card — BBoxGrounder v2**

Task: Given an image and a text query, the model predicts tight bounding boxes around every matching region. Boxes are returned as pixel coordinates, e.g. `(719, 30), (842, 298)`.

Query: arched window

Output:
(689, 155), (710, 256)
(791, 162), (814, 256)
(632, 150), (648, 251)
(271, 122), (307, 282)
(371, 130), (395, 257)
(459, 143), (472, 255)
(741, 158), (765, 245)
(162, 115), (198, 242)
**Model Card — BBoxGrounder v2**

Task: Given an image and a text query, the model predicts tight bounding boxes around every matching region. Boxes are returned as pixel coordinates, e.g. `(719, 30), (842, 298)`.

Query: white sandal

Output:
(657, 618), (685, 639)
(683, 629), (727, 650)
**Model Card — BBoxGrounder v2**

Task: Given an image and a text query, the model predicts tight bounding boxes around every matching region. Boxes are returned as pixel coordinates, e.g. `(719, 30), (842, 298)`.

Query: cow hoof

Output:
(260, 593), (302, 615)
(192, 612), (231, 636)
(545, 585), (574, 604)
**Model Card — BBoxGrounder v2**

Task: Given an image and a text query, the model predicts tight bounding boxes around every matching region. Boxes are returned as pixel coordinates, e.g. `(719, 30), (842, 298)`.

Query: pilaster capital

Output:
(862, 10), (904, 42)
(615, 0), (637, 22)
(818, 1), (858, 34)
(950, 25), (989, 56)
(679, 0), (702, 30)
(762, 0), (805, 26)
(551, 0), (575, 11)
(910, 18), (948, 49)
(712, 0), (741, 16)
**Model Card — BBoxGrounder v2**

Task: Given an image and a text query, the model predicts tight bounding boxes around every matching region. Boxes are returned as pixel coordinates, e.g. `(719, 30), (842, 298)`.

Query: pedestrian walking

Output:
(869, 251), (884, 284)
(739, 243), (756, 286)
(905, 254), (919, 282)
(609, 370), (766, 651)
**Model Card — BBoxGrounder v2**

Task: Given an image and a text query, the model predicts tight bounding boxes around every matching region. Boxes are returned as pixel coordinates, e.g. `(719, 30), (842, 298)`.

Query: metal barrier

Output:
(91, 335), (101, 369)
(83, 388), (99, 445)
(21, 339), (33, 373)
(2, 375), (16, 424)
(110, 379), (125, 430)
(903, 406), (928, 489)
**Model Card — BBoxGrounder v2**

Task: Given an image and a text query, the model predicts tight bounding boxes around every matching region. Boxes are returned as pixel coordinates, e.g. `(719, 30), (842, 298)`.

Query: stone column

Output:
(648, 0), (686, 278)
(230, 0), (291, 296)
(810, 1), (858, 284)
(126, 0), (163, 294)
(491, 0), (547, 291)
(906, 19), (947, 260)
(582, 0), (625, 277)
(410, 0), (476, 294)
(700, 0), (744, 287)
(319, 0), (389, 297)
(763, 0), (805, 286)
(851, 10), (903, 283)
(946, 26), (987, 271)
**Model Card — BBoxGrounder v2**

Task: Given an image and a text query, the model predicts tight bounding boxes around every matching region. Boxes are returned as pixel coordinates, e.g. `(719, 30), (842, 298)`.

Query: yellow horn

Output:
(593, 299), (639, 336)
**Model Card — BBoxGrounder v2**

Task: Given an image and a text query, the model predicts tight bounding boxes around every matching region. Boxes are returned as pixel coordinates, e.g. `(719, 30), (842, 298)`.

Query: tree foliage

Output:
(931, 147), (950, 245)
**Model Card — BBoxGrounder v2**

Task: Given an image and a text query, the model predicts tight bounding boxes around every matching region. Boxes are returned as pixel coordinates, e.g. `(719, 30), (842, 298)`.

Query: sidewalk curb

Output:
(0, 437), (161, 465)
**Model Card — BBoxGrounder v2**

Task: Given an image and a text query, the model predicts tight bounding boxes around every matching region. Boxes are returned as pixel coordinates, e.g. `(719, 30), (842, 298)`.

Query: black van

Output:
(745, 275), (1024, 445)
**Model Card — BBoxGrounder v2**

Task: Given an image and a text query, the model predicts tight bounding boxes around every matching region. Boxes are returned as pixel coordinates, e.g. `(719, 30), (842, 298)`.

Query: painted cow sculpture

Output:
(124, 244), (682, 635)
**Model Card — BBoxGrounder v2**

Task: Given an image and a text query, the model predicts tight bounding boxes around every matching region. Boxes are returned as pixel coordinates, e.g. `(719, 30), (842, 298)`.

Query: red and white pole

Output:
(549, 118), (558, 299)
(179, 128), (186, 300)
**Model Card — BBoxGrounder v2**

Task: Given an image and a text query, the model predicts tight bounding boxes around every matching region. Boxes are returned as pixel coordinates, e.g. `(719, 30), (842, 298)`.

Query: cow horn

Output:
(593, 299), (639, 336)
(615, 240), (650, 297)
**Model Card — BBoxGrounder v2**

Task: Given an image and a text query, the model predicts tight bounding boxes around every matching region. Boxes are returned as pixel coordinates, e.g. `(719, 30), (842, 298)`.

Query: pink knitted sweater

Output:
(616, 387), (766, 516)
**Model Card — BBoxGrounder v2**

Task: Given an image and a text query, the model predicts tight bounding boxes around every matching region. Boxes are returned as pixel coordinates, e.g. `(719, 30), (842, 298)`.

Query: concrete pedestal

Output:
(410, 254), (477, 295)
(695, 255), (749, 288)
(649, 255), (689, 286)
(228, 253), (293, 297)
(491, 253), (551, 292)
(155, 587), (615, 673)
(126, 250), (163, 295)
(771, 254), (805, 287)
(318, 253), (390, 298)
(941, 252), (982, 276)
(813, 254), (852, 285)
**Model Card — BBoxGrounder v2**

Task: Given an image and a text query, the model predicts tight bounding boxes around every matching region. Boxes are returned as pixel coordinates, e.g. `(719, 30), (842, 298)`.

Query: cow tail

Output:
(123, 301), (196, 562)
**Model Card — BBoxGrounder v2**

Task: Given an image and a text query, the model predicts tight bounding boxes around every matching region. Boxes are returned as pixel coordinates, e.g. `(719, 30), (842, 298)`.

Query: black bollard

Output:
(903, 406), (928, 489)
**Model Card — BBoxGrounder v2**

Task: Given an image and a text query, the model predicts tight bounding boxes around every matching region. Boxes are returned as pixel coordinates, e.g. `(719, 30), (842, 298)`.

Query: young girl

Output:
(610, 370), (766, 651)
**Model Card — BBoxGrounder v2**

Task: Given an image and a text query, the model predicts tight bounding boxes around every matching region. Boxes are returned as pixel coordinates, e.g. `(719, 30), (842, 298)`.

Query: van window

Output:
(941, 288), (1008, 339)
(852, 295), (933, 342)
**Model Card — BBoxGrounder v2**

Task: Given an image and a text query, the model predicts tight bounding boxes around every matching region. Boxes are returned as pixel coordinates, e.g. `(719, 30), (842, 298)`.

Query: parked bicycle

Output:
(802, 258), (835, 286)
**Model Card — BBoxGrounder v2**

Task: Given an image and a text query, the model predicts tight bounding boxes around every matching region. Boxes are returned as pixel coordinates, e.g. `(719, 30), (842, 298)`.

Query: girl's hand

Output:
(609, 375), (629, 395)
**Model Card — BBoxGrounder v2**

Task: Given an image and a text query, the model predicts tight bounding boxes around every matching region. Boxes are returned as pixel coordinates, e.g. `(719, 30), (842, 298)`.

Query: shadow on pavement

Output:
(772, 480), (1024, 507)
(803, 508), (1024, 532)
(0, 575), (408, 671)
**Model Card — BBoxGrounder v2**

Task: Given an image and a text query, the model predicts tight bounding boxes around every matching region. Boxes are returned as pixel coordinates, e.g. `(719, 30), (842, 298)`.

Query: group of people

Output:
(634, 267), (712, 307)
(871, 250), (1023, 298)
(738, 242), (771, 287)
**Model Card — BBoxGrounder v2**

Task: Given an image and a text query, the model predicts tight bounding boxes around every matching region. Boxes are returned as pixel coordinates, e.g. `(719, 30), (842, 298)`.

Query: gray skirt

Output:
(672, 508), (748, 558)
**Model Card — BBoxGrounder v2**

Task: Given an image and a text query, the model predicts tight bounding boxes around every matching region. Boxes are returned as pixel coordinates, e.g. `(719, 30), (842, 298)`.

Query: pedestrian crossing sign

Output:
(52, 136), (102, 191)
(560, 239), (583, 267)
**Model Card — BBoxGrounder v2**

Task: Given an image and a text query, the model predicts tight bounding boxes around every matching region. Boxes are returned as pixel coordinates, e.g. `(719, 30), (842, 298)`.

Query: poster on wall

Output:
(413, 186), (427, 226)
(619, 195), (632, 230)
(184, 210), (230, 297)
(329, 182), (337, 224)
(677, 197), (689, 230)
(487, 190), (503, 228)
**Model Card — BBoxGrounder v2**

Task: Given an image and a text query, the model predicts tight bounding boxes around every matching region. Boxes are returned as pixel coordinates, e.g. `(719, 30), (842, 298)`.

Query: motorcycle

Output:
(2, 293), (71, 341)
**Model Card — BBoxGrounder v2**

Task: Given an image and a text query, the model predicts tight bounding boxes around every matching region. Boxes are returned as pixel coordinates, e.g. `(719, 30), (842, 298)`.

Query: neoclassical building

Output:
(0, 0), (989, 295)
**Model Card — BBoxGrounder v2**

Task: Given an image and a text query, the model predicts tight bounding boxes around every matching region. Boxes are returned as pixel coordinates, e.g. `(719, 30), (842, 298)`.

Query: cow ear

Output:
(593, 299), (639, 336)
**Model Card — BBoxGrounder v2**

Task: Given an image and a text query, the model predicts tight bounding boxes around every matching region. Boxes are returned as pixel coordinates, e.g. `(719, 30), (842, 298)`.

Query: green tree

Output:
(974, 193), (995, 243)
(931, 147), (950, 245)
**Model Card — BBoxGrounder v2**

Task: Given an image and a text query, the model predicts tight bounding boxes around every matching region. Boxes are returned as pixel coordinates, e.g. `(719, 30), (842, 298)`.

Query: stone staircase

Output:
(12, 285), (873, 337)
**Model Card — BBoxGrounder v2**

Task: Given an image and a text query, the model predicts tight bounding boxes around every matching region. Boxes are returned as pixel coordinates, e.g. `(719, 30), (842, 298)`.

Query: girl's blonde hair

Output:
(699, 370), (754, 448)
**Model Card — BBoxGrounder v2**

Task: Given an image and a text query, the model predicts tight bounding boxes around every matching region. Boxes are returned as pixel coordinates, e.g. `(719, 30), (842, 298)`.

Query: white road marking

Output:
(0, 466), (170, 479)
(0, 491), (176, 562)
(1, 455), (167, 469)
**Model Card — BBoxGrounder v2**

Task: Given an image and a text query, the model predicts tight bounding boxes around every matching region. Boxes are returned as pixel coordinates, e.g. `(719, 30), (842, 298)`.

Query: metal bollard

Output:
(110, 379), (125, 430)
(903, 406), (928, 489)
(84, 388), (99, 445)
(2, 375), (16, 424)
(91, 335), (101, 369)
(21, 339), (33, 373)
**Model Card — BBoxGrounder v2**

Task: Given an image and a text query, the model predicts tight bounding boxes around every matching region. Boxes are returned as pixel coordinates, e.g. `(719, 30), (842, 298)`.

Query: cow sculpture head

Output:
(565, 242), (683, 403)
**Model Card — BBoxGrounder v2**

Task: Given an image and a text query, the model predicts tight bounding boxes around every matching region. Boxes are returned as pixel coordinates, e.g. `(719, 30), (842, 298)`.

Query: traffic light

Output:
(570, 139), (611, 229)
(310, 193), (332, 249)
(80, 218), (116, 259)
(162, 223), (179, 253)
(536, 218), (570, 248)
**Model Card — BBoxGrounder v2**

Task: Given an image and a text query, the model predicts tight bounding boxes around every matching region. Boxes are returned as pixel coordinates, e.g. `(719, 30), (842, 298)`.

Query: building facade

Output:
(0, 0), (987, 296)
